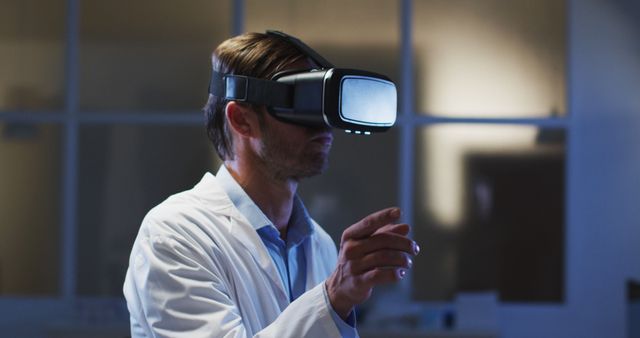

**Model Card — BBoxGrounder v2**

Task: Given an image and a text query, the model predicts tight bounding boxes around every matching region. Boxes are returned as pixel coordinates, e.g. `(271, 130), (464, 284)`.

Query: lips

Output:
(310, 133), (333, 146)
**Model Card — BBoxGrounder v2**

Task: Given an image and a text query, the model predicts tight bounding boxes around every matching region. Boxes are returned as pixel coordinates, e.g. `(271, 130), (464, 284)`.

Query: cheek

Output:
(279, 130), (309, 155)
(262, 125), (304, 156)
(270, 121), (311, 144)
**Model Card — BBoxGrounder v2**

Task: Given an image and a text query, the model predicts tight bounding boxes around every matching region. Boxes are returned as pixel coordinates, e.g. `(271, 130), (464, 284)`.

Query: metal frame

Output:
(61, 0), (79, 301)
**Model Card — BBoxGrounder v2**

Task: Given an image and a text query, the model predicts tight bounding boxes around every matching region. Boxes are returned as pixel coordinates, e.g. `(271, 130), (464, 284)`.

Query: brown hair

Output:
(203, 32), (306, 161)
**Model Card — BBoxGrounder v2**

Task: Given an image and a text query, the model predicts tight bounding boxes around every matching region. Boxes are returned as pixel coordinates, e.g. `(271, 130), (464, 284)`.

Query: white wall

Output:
(500, 0), (640, 337)
(567, 0), (640, 337)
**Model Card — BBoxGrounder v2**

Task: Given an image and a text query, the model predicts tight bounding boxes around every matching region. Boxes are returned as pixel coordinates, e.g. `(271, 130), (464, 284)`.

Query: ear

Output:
(225, 101), (261, 138)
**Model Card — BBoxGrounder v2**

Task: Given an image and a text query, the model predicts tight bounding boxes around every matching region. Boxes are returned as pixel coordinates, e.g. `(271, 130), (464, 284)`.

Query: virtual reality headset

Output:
(209, 30), (397, 134)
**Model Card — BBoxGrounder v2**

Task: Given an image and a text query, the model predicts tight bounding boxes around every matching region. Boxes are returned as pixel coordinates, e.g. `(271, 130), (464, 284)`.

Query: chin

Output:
(290, 157), (329, 181)
(293, 165), (326, 181)
(308, 153), (330, 175)
(263, 147), (330, 181)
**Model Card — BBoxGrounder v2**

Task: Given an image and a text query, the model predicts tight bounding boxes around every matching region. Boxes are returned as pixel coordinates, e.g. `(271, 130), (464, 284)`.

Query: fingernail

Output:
(407, 257), (413, 268)
(390, 208), (401, 218)
(413, 242), (421, 255)
(399, 269), (406, 278)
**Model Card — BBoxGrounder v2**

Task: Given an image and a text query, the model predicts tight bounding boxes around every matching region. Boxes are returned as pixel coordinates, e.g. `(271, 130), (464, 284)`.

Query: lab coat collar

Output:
(192, 172), (290, 307)
(215, 164), (315, 248)
(214, 164), (272, 232)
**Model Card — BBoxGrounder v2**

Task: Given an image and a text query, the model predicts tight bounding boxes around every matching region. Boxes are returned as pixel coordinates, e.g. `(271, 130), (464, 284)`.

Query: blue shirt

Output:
(216, 165), (356, 336)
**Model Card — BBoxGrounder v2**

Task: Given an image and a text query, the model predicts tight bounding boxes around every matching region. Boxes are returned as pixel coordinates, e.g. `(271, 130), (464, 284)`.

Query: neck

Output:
(224, 159), (297, 236)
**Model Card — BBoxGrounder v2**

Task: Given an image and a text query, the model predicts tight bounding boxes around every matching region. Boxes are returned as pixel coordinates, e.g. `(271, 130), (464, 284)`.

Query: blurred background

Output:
(0, 0), (638, 337)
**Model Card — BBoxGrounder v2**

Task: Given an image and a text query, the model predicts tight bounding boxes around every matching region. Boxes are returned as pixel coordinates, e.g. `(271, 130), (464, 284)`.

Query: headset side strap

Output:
(209, 70), (293, 108)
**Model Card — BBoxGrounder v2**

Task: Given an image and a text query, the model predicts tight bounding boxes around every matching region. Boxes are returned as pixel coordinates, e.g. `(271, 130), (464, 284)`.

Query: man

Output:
(123, 32), (419, 337)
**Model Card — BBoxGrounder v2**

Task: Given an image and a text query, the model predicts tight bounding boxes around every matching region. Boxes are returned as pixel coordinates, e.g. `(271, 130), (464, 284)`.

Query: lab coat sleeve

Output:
(257, 282), (341, 337)
(126, 230), (342, 338)
(127, 232), (245, 338)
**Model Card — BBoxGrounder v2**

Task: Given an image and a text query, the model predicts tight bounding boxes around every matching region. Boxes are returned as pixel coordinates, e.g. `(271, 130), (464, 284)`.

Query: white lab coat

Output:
(123, 172), (344, 337)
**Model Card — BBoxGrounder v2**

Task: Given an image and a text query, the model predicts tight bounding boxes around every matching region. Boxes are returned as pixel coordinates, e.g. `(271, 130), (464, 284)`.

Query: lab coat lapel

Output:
(195, 172), (289, 308)
(228, 213), (289, 308)
(303, 233), (325, 289)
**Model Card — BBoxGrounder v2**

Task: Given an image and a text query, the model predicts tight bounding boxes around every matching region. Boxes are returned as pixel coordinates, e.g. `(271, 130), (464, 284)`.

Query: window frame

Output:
(0, 0), (568, 332)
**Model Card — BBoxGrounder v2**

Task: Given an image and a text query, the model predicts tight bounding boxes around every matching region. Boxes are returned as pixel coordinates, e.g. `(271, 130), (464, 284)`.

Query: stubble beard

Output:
(258, 128), (331, 182)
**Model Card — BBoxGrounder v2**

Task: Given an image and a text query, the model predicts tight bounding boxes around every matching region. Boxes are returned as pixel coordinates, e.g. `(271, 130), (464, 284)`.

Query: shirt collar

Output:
(215, 165), (314, 243)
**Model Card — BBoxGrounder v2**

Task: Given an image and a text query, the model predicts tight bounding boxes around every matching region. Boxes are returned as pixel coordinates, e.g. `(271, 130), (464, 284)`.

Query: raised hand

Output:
(325, 207), (420, 319)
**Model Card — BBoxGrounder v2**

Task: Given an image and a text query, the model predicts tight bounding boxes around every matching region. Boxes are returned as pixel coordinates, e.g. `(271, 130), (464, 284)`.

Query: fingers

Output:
(373, 223), (410, 236)
(359, 267), (407, 286)
(342, 207), (401, 240)
(349, 250), (413, 275)
(326, 207), (417, 314)
(342, 231), (418, 260)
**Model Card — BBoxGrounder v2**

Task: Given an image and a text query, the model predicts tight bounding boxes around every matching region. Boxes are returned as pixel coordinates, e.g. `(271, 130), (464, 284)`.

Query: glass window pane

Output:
(414, 0), (567, 117)
(298, 129), (398, 243)
(77, 125), (220, 296)
(0, 0), (66, 111)
(0, 122), (61, 295)
(246, 0), (400, 83)
(413, 125), (565, 302)
(79, 0), (231, 111)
